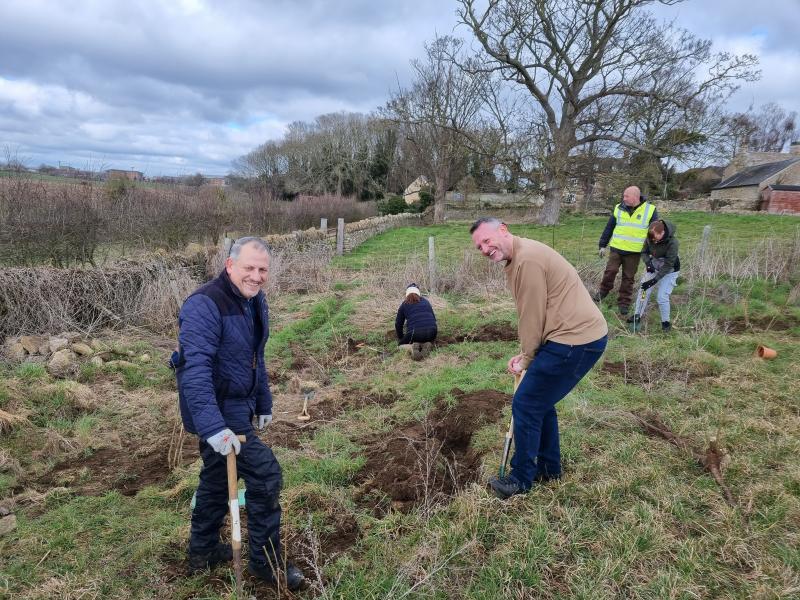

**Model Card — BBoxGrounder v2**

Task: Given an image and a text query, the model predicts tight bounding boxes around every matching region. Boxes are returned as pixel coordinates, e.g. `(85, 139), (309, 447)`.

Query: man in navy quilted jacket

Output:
(174, 237), (303, 590)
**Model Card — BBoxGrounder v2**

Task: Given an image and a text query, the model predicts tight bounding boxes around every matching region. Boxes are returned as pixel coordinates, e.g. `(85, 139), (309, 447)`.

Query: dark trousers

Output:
(189, 432), (283, 567)
(398, 326), (437, 345)
(510, 336), (607, 488)
(599, 250), (641, 310)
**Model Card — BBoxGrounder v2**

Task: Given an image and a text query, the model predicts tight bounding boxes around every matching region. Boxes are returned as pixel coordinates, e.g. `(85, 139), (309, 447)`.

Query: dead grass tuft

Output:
(0, 407), (28, 433)
(0, 447), (23, 475)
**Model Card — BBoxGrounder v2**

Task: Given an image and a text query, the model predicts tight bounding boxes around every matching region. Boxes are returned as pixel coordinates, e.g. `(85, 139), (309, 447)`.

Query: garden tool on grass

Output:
(227, 434), (247, 598)
(499, 370), (524, 478)
(297, 382), (318, 421)
(630, 272), (655, 333)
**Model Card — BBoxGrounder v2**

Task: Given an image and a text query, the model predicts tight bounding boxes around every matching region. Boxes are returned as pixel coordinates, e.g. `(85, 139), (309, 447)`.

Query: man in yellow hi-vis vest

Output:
(593, 186), (659, 316)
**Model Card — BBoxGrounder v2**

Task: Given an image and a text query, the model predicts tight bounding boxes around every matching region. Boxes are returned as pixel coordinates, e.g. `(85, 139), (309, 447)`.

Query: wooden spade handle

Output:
(226, 434), (247, 598)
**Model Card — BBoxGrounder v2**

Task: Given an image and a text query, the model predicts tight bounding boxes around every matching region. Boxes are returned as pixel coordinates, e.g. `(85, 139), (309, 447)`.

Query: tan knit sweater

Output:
(504, 236), (608, 369)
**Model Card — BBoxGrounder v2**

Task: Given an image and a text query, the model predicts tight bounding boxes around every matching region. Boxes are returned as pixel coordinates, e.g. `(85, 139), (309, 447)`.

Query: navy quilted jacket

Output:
(174, 270), (272, 439)
(395, 297), (437, 339)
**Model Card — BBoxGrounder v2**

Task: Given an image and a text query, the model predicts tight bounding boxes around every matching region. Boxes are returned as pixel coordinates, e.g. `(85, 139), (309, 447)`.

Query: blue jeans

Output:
(510, 336), (607, 488)
(190, 432), (283, 566)
(634, 271), (680, 322)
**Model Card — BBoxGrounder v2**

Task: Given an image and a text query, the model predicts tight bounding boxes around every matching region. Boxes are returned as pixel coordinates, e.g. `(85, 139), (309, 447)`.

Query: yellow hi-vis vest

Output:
(609, 201), (655, 252)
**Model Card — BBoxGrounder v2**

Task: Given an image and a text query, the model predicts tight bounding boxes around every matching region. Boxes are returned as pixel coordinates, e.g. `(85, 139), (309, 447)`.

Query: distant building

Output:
(711, 144), (800, 210)
(206, 177), (227, 187)
(403, 175), (429, 205)
(105, 169), (144, 182)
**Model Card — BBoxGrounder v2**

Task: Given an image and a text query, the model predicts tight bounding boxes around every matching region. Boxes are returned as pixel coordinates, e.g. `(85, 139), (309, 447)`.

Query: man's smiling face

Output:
(471, 221), (514, 263)
(226, 242), (269, 298)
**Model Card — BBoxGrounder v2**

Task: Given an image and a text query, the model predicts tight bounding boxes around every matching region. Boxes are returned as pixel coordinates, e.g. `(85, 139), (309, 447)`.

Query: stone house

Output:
(711, 144), (800, 210)
(403, 175), (429, 205)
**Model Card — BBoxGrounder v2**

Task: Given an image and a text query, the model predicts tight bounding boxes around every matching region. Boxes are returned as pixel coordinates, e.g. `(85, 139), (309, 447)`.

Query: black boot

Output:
(187, 543), (232, 573)
(662, 321), (672, 332)
(249, 560), (305, 591)
(487, 475), (527, 500)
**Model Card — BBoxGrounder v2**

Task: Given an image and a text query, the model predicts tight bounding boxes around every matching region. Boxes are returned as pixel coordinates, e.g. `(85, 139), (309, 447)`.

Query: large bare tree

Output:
(457, 0), (758, 224)
(723, 102), (798, 155)
(386, 36), (488, 223)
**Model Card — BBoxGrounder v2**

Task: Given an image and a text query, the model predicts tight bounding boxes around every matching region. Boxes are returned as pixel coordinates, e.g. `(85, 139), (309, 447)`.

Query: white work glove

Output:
(257, 414), (273, 430)
(598, 247), (606, 259)
(206, 428), (241, 456)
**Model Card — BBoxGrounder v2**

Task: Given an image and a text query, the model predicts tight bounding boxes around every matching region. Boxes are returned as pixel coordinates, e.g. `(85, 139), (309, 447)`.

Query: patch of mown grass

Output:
(281, 428), (365, 489)
(335, 213), (800, 275)
(379, 341), (512, 411)
(267, 294), (357, 368)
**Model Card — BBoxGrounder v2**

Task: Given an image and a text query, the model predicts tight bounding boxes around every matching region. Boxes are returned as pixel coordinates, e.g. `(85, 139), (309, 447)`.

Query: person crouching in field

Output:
(628, 220), (681, 332)
(395, 283), (437, 360)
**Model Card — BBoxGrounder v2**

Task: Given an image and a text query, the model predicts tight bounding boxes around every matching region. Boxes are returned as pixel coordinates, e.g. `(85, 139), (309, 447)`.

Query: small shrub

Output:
(105, 177), (133, 201)
(377, 195), (409, 216)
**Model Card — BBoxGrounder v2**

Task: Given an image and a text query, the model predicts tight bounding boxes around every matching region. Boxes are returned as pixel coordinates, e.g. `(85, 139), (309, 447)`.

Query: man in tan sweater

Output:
(470, 218), (608, 499)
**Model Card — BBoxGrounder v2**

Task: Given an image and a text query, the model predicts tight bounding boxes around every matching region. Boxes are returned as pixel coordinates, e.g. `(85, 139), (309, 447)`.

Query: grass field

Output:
(1, 212), (799, 599)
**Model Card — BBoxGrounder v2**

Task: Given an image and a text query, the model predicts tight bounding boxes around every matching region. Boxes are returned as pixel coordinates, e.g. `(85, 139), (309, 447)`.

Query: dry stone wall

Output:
(255, 213), (424, 255)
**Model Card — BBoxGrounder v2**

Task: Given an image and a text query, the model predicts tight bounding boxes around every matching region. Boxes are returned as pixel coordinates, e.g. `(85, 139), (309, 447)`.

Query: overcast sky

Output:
(1, 0), (798, 176)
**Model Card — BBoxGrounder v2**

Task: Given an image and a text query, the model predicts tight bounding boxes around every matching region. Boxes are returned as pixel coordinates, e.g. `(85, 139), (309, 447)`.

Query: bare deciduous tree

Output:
(386, 36), (488, 223)
(233, 112), (397, 201)
(457, 0), (758, 223)
(722, 102), (798, 155)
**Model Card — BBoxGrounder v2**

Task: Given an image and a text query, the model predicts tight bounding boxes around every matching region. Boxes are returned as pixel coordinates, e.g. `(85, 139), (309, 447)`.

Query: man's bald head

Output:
(622, 186), (642, 207)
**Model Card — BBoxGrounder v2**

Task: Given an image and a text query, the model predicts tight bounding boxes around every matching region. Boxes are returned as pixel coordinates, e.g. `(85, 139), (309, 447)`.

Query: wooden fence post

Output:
(699, 224), (711, 267)
(337, 218), (345, 256)
(428, 236), (436, 294)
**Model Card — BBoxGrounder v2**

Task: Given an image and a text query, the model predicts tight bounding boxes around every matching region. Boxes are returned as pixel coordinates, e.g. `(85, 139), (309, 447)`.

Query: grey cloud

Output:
(1, 0), (797, 174)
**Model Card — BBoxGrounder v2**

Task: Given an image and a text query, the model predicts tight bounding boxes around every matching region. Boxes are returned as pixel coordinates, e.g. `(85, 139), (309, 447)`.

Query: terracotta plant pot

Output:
(756, 345), (777, 359)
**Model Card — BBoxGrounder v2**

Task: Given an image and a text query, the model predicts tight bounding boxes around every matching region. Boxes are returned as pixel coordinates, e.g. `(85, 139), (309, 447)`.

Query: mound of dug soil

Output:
(356, 388), (509, 512)
(435, 323), (517, 345)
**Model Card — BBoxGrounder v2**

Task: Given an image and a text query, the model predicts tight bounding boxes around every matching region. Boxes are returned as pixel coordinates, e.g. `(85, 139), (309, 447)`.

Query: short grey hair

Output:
(469, 217), (504, 234)
(229, 236), (271, 260)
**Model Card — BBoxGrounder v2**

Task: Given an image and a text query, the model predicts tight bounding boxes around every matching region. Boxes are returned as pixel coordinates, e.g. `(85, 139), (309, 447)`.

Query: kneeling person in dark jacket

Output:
(395, 283), (437, 360)
(173, 237), (303, 590)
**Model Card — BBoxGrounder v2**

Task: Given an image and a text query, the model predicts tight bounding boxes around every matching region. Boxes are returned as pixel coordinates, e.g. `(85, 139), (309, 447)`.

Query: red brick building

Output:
(760, 184), (800, 214)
